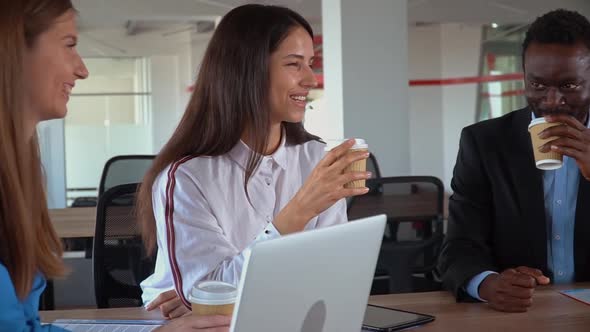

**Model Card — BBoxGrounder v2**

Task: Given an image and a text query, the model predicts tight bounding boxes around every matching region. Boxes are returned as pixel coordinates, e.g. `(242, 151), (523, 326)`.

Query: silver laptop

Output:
(230, 214), (386, 332)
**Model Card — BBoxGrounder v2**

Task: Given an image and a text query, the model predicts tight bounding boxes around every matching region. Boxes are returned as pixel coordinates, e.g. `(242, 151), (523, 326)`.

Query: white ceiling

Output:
(408, 0), (590, 24)
(74, 0), (590, 28)
(72, 0), (590, 56)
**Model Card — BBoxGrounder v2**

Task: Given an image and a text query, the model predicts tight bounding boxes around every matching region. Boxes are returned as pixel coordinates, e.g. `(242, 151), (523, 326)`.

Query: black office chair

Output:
(347, 176), (445, 294)
(98, 155), (155, 198)
(67, 155), (149, 260)
(93, 183), (154, 308)
(71, 196), (98, 207)
(375, 230), (444, 294)
(366, 153), (382, 179)
(67, 196), (98, 255)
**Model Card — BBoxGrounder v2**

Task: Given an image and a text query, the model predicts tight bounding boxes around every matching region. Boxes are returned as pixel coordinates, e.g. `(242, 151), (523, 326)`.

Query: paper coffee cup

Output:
(344, 138), (369, 189)
(528, 118), (563, 170)
(189, 281), (237, 317)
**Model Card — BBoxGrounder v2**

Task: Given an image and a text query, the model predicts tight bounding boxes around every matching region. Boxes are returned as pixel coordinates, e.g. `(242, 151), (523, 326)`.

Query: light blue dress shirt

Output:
(542, 153), (579, 284)
(465, 114), (588, 300)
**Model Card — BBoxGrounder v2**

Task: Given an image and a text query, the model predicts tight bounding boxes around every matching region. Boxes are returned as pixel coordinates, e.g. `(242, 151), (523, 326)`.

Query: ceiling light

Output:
(491, 22), (499, 28)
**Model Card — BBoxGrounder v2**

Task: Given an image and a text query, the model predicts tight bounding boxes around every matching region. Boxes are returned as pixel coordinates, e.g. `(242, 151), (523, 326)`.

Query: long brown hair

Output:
(0, 0), (73, 299)
(138, 4), (321, 254)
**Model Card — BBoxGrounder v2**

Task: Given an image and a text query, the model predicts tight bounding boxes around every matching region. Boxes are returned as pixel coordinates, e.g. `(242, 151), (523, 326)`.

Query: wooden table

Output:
(369, 283), (590, 331)
(41, 306), (162, 322)
(49, 207), (96, 238)
(42, 284), (590, 331)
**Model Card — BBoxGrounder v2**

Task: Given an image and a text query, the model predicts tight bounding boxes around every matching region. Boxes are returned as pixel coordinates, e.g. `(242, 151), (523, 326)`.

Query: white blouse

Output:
(140, 136), (347, 307)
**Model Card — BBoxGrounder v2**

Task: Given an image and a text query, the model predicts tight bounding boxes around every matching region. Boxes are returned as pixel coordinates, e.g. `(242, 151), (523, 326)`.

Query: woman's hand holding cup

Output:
(274, 139), (371, 234)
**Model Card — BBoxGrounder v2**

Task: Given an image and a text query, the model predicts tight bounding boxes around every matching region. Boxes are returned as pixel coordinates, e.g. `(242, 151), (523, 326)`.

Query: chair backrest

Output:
(93, 183), (154, 308)
(71, 196), (98, 207)
(347, 176), (445, 294)
(366, 153), (382, 179)
(98, 155), (155, 198)
(69, 196), (98, 258)
(375, 232), (444, 294)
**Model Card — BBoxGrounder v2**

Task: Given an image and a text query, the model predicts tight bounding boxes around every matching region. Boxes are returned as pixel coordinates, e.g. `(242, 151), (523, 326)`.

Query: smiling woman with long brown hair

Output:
(137, 4), (371, 319)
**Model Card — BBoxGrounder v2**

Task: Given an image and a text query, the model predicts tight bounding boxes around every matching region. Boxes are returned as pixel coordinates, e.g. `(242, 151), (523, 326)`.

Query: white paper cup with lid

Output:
(189, 281), (237, 316)
(528, 117), (563, 170)
(345, 138), (369, 188)
(324, 138), (370, 188)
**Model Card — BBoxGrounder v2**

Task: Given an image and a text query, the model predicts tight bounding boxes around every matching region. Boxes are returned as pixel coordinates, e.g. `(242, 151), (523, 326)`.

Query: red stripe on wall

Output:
(187, 72), (524, 92)
(409, 73), (524, 86)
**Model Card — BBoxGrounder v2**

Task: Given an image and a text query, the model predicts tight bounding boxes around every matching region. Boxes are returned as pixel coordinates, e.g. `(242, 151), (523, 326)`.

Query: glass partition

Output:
(476, 24), (528, 122)
(65, 57), (152, 205)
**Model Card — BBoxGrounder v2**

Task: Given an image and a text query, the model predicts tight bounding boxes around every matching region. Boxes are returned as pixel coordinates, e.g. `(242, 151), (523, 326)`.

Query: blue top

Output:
(0, 263), (69, 332)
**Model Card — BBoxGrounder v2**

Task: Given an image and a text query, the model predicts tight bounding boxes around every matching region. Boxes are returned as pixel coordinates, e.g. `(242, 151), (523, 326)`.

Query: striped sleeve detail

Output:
(164, 155), (196, 309)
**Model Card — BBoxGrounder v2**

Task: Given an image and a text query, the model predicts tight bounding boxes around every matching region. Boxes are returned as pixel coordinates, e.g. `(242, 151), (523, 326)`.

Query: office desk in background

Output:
(51, 194), (451, 239)
(50, 206), (143, 239)
(49, 207), (96, 238)
(347, 192), (450, 221)
(42, 284), (590, 331)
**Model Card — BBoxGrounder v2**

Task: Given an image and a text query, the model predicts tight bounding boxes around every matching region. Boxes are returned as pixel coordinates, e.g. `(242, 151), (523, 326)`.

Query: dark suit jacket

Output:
(437, 107), (590, 301)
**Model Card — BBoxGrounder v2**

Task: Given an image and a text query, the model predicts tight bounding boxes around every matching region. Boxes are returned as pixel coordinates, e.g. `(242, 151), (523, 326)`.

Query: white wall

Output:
(407, 23), (482, 190)
(190, 36), (210, 81)
(151, 55), (182, 152)
(311, 18), (483, 188)
(440, 24), (482, 189)
(38, 120), (67, 208)
(149, 34), (209, 153)
(322, 0), (410, 177)
(408, 25), (444, 182)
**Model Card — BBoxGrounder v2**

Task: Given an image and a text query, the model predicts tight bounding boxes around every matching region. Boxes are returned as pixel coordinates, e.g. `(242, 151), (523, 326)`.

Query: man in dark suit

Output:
(438, 9), (590, 312)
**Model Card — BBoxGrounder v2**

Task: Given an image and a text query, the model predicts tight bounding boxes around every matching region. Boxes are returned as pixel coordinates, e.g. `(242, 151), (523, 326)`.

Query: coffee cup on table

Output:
(528, 117), (563, 170)
(189, 281), (237, 317)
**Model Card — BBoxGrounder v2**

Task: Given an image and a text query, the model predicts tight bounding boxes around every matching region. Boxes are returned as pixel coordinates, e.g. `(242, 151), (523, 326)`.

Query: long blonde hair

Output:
(0, 0), (74, 300)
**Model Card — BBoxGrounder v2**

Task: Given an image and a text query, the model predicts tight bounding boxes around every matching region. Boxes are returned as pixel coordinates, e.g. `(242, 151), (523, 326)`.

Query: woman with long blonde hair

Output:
(0, 0), (87, 330)
(0, 1), (229, 331)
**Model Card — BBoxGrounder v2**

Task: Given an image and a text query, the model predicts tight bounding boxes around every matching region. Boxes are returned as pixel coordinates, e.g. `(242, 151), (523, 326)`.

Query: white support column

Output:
(322, 0), (410, 176)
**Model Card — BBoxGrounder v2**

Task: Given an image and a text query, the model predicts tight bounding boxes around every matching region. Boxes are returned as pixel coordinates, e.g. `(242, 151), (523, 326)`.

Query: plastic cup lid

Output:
(528, 117), (548, 129)
(323, 138), (368, 151)
(350, 138), (368, 150)
(536, 159), (563, 170)
(189, 281), (237, 305)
